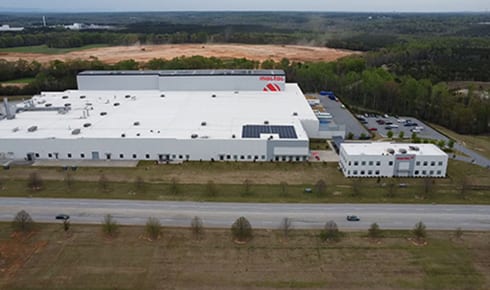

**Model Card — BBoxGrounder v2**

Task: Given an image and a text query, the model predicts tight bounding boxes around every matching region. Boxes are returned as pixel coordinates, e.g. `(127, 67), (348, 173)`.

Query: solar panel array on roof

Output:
(242, 125), (298, 139)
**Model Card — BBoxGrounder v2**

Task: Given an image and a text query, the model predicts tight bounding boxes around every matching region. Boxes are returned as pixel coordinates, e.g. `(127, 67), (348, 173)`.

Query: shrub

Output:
(190, 216), (204, 240)
(145, 217), (161, 240)
(368, 223), (382, 239)
(314, 179), (327, 197)
(12, 210), (34, 232)
(279, 217), (293, 239)
(320, 220), (341, 242)
(231, 216), (253, 242)
(102, 214), (119, 237)
(412, 221), (426, 241)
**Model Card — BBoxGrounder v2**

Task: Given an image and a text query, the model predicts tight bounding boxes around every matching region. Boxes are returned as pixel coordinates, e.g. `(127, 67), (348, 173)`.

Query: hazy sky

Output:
(0, 0), (488, 12)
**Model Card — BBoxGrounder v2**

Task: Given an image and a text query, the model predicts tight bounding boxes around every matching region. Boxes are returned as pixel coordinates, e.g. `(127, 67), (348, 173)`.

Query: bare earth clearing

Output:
(0, 44), (360, 64)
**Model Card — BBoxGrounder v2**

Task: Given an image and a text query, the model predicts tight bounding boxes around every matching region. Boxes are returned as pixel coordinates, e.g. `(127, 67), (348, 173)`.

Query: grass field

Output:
(1, 160), (489, 204)
(0, 44), (109, 55)
(431, 123), (490, 159)
(0, 224), (488, 290)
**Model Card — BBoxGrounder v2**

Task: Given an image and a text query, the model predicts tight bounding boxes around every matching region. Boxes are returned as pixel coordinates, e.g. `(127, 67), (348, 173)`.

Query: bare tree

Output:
(231, 216), (253, 242)
(412, 221), (426, 241)
(205, 180), (218, 197)
(98, 174), (110, 192)
(170, 177), (179, 195)
(386, 181), (396, 198)
(455, 227), (463, 239)
(279, 217), (293, 239)
(242, 179), (252, 196)
(64, 172), (74, 189)
(368, 223), (382, 239)
(423, 178), (434, 199)
(145, 217), (161, 240)
(190, 216), (204, 240)
(12, 210), (35, 232)
(63, 220), (70, 232)
(27, 172), (43, 191)
(0, 177), (4, 191)
(351, 178), (362, 197)
(102, 214), (119, 237)
(314, 179), (327, 197)
(279, 181), (288, 197)
(134, 176), (147, 193)
(459, 177), (470, 199)
(320, 220), (341, 242)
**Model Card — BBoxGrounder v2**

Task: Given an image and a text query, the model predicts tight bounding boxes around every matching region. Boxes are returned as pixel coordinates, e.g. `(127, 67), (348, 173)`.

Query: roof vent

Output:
(28, 126), (38, 132)
(12, 127), (19, 132)
(211, 94), (216, 98)
(399, 148), (407, 154)
(62, 95), (69, 99)
(264, 120), (269, 125)
(71, 128), (81, 135)
(100, 112), (107, 116)
(386, 148), (395, 154)
(201, 121), (207, 126)
(83, 123), (91, 128)
(293, 112), (298, 116)
(191, 134), (198, 139)
(409, 145), (420, 151)
(134, 121), (140, 126)
(160, 94), (165, 98)
(114, 102), (120, 106)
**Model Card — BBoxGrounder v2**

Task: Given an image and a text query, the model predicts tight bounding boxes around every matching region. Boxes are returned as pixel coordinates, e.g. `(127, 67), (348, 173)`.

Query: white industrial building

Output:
(0, 70), (344, 163)
(339, 142), (448, 178)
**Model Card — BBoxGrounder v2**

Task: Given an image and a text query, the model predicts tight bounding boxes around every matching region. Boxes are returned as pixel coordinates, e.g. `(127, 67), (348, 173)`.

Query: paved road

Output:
(1, 198), (489, 230)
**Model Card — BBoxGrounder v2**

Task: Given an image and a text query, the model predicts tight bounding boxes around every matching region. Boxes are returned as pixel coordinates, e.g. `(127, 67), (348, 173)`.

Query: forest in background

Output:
(0, 12), (489, 134)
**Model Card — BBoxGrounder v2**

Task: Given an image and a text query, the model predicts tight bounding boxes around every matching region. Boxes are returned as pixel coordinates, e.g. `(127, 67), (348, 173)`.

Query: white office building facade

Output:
(339, 143), (448, 178)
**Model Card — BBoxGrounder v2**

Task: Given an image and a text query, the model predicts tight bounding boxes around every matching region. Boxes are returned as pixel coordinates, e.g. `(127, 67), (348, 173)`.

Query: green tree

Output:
(447, 139), (455, 149)
(12, 210), (34, 232)
(437, 140), (446, 148)
(145, 217), (161, 240)
(368, 223), (382, 239)
(387, 130), (394, 139)
(231, 216), (253, 242)
(320, 220), (341, 242)
(398, 131), (405, 139)
(102, 214), (119, 237)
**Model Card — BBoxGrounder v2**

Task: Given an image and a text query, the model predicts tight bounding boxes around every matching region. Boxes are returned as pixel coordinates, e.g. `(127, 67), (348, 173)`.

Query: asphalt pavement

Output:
(1, 197), (489, 231)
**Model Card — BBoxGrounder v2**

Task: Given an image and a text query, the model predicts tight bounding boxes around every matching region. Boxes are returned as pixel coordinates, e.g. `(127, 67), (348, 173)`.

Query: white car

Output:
(411, 128), (421, 133)
(397, 119), (406, 123)
(415, 126), (424, 131)
(389, 124), (399, 128)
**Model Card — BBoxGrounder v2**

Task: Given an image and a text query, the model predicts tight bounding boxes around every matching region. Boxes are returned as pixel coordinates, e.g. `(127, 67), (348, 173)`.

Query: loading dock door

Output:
(91, 152), (100, 160)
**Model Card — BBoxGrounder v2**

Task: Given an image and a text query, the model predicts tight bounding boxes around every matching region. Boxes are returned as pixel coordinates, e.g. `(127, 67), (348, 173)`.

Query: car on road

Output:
(346, 215), (360, 221)
(55, 214), (70, 220)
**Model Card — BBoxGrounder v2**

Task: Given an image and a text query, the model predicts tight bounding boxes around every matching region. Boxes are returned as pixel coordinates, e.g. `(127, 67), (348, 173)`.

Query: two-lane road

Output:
(1, 198), (489, 230)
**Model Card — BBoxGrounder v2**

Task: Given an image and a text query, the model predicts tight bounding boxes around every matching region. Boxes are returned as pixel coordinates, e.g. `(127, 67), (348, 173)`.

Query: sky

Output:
(0, 0), (488, 13)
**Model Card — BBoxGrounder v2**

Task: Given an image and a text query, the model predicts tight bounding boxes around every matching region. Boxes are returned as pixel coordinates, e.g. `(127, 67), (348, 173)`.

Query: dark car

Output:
(346, 215), (360, 221)
(55, 214), (70, 220)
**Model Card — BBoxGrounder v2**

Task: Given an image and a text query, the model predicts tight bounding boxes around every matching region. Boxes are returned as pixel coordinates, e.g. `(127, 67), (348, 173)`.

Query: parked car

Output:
(304, 188), (313, 193)
(397, 119), (406, 123)
(386, 122), (393, 125)
(376, 119), (385, 125)
(346, 215), (360, 221)
(369, 127), (378, 131)
(410, 128), (421, 133)
(55, 214), (70, 220)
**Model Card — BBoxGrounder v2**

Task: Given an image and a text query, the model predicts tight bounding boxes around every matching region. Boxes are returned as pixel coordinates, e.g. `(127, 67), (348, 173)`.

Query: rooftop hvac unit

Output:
(201, 121), (207, 126)
(191, 134), (198, 139)
(133, 121), (140, 126)
(83, 123), (91, 128)
(160, 94), (165, 98)
(27, 126), (38, 132)
(409, 145), (420, 151)
(71, 128), (81, 135)
(12, 127), (19, 132)
(399, 148), (407, 154)
(386, 148), (395, 155)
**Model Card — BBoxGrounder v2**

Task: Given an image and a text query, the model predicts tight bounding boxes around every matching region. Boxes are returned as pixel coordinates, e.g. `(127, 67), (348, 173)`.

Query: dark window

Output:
(368, 161), (373, 166)
(415, 170), (419, 175)
(354, 161), (358, 166)
(353, 170), (358, 175)
(348, 161), (352, 166)
(376, 161), (381, 166)
(430, 161), (435, 166)
(429, 170), (434, 175)
(48, 153), (52, 158)
(81, 153), (85, 158)
(261, 155), (266, 160)
(133, 154), (137, 159)
(248, 155), (252, 160)
(416, 161), (420, 166)
(120, 154), (124, 159)
(67, 153), (72, 158)
(389, 161), (393, 166)
(360, 171), (365, 175)
(423, 161), (428, 166)
(179, 155), (183, 159)
(375, 170), (380, 175)
(438, 161), (443, 166)
(422, 170), (427, 175)
(368, 170), (372, 175)
(145, 154), (150, 159)
(226, 155), (231, 160)
(361, 161), (366, 166)
(437, 170), (441, 175)
(35, 153), (40, 158)
(241, 155), (245, 160)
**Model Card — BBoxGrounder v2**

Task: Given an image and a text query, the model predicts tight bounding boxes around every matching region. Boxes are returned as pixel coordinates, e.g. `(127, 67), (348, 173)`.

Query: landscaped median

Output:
(0, 160), (489, 204)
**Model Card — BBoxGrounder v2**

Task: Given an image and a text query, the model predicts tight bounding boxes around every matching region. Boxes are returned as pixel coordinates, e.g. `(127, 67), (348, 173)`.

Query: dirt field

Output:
(0, 224), (488, 290)
(0, 44), (360, 64)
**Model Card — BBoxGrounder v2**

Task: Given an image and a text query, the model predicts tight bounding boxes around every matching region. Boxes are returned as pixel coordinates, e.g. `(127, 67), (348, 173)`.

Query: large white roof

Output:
(341, 142), (447, 156)
(0, 84), (314, 140)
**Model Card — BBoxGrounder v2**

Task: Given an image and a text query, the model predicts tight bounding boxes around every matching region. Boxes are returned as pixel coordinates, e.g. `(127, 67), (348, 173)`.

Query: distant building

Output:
(339, 142), (448, 178)
(0, 70), (344, 163)
(0, 24), (24, 32)
(64, 23), (114, 30)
